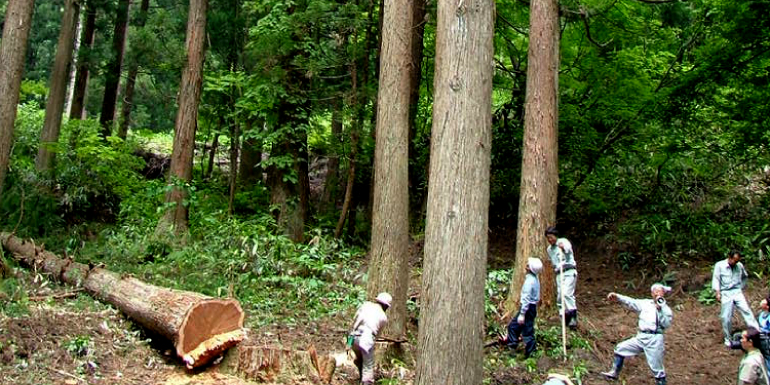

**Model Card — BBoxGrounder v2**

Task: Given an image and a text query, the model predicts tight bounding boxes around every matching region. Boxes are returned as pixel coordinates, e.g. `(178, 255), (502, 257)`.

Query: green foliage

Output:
(63, 335), (92, 357)
(81, 213), (366, 326)
(485, 269), (512, 336)
(698, 285), (717, 306)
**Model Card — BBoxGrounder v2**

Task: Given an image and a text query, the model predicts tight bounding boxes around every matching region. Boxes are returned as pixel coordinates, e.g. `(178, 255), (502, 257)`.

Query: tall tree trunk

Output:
(415, 0), (494, 384)
(334, 128), (358, 239)
(205, 133), (219, 180)
(0, 0), (36, 201)
(228, 121), (240, 216)
(156, 0), (208, 237)
(366, 0), (414, 349)
(321, 104), (342, 212)
(36, 0), (80, 173)
(118, 0), (151, 139)
(335, 58), (362, 239)
(507, 0), (560, 312)
(70, 2), (96, 120)
(267, 105), (309, 243)
(238, 121), (262, 187)
(64, 15), (82, 116)
(99, 0), (131, 138)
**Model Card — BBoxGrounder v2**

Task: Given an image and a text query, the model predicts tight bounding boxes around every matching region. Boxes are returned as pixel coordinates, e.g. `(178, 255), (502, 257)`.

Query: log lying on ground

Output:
(0, 232), (245, 369)
(219, 344), (336, 384)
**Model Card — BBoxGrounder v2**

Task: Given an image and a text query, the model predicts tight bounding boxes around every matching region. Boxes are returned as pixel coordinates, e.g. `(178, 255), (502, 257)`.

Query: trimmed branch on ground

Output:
(0, 232), (245, 369)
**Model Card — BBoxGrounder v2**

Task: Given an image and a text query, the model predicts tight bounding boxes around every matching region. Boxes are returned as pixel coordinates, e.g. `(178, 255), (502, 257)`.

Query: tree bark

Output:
(228, 121), (240, 216)
(205, 133), (219, 180)
(157, 0), (208, 236)
(415, 0), (494, 384)
(220, 344), (336, 384)
(118, 0), (151, 139)
(64, 14), (82, 117)
(70, 1), (96, 120)
(366, 0), (413, 347)
(508, 0), (560, 312)
(35, 0), (80, 173)
(0, 0), (35, 201)
(0, 232), (245, 369)
(99, 0), (131, 137)
(238, 122), (262, 188)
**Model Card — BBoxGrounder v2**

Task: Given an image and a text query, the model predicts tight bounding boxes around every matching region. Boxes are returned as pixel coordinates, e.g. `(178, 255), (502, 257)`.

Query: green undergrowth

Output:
(74, 219), (368, 328)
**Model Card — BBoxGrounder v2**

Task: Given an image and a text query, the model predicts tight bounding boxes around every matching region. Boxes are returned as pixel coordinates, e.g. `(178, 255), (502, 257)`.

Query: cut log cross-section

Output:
(0, 232), (245, 369)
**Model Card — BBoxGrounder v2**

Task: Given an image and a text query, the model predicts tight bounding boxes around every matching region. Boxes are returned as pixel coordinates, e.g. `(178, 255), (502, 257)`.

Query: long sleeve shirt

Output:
(352, 301), (388, 336)
(547, 238), (577, 272)
(758, 311), (770, 334)
(520, 273), (541, 314)
(712, 259), (748, 292)
(616, 294), (673, 333)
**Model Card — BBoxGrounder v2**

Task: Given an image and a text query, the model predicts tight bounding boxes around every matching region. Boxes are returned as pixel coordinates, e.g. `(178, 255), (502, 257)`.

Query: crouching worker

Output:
(601, 283), (673, 385)
(503, 258), (542, 358)
(349, 292), (391, 385)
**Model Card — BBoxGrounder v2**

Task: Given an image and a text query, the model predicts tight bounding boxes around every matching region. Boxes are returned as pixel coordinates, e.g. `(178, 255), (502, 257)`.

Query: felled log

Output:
(0, 232), (245, 369)
(219, 344), (336, 384)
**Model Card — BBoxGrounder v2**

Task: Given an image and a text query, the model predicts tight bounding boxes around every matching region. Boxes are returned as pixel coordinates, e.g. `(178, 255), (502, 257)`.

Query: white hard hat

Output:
(375, 292), (392, 308)
(527, 258), (543, 275)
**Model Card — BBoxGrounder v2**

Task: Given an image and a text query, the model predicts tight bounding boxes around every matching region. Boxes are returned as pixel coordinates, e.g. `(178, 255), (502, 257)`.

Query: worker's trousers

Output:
(614, 332), (666, 379)
(555, 269), (578, 315)
(720, 289), (758, 343)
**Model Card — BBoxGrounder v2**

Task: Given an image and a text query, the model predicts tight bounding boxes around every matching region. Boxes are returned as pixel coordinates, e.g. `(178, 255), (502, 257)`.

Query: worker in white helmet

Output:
(601, 283), (673, 385)
(349, 292), (391, 384)
(503, 258), (542, 358)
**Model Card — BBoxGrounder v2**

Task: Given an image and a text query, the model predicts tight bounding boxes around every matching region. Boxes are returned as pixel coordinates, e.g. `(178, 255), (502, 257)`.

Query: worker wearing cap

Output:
(504, 258), (542, 358)
(601, 283), (673, 385)
(545, 226), (579, 330)
(713, 250), (758, 347)
(349, 292), (391, 384)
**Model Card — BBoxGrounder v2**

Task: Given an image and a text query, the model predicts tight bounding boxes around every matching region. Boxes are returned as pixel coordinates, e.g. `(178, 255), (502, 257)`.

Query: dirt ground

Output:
(1, 240), (764, 385)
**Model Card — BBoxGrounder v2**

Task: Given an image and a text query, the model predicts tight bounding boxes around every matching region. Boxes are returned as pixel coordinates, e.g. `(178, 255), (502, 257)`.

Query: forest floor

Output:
(1, 236), (763, 385)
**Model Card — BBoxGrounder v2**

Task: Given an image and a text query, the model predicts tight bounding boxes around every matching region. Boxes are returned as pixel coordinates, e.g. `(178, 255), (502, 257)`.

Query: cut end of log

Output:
(177, 299), (246, 368)
(183, 329), (246, 369)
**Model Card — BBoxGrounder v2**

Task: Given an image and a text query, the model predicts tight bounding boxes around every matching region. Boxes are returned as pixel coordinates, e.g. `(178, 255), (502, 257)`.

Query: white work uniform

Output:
(547, 238), (577, 315)
(613, 294), (673, 379)
(712, 259), (758, 344)
(351, 301), (387, 384)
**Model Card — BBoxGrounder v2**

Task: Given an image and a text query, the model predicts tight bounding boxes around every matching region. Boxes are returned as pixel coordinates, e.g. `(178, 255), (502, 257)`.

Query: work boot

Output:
(655, 376), (667, 385)
(567, 310), (578, 330)
(600, 354), (624, 380)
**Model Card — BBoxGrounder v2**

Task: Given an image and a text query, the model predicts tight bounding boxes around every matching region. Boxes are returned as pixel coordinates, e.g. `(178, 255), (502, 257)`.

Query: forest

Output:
(0, 0), (768, 384)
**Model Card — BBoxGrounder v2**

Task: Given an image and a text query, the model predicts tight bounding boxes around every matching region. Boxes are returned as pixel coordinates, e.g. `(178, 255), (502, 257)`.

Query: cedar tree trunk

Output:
(69, 2), (96, 120)
(157, 0), (208, 236)
(118, 0), (151, 139)
(0, 0), (35, 200)
(36, 0), (80, 173)
(508, 0), (560, 312)
(99, 0), (131, 137)
(414, 0), (494, 384)
(366, 0), (414, 345)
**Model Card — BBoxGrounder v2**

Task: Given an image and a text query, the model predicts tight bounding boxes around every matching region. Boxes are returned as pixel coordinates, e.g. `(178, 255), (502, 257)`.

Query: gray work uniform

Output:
(712, 259), (758, 344)
(350, 301), (387, 384)
(547, 238), (577, 314)
(613, 294), (673, 379)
